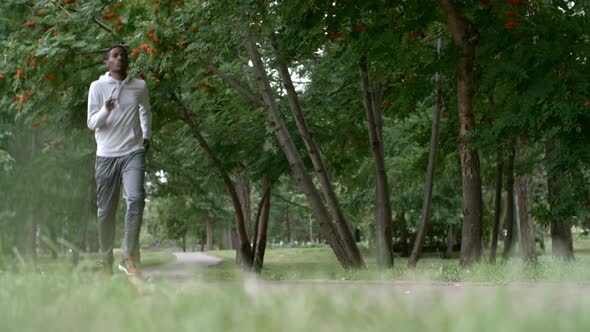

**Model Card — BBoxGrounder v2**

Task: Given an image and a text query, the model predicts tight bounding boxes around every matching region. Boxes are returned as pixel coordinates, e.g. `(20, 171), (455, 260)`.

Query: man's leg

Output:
(121, 150), (146, 264)
(95, 156), (122, 272)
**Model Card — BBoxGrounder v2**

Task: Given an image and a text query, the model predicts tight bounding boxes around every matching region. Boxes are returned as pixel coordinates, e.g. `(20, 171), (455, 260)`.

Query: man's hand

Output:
(106, 98), (115, 112)
(143, 139), (150, 152)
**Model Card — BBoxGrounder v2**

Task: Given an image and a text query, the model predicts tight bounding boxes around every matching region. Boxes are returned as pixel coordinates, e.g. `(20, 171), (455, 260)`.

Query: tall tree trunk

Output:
(251, 176), (270, 253)
(48, 224), (59, 259)
(284, 212), (292, 243)
(221, 224), (234, 250)
(268, 32), (364, 268)
(243, 29), (362, 269)
(516, 171), (536, 262)
(516, 139), (536, 262)
(359, 55), (393, 268)
(171, 92), (253, 268)
(200, 230), (206, 252)
(25, 206), (37, 260)
(25, 128), (38, 261)
(408, 37), (444, 268)
(503, 143), (516, 259)
(396, 211), (410, 257)
(490, 150), (503, 263)
(546, 143), (574, 260)
(206, 217), (213, 251)
(236, 168), (252, 239)
(439, 0), (483, 265)
(73, 165), (94, 267)
(444, 223), (457, 259)
(253, 177), (271, 273)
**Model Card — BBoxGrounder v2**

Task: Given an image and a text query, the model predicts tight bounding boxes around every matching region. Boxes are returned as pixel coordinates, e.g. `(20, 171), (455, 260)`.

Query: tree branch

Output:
(202, 61), (265, 108)
(93, 18), (117, 35)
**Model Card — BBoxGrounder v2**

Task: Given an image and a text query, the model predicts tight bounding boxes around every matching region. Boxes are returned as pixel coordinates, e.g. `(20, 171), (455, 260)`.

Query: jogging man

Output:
(87, 45), (152, 277)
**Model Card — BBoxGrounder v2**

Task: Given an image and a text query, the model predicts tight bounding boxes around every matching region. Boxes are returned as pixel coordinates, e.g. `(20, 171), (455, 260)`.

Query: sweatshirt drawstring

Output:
(101, 72), (131, 103)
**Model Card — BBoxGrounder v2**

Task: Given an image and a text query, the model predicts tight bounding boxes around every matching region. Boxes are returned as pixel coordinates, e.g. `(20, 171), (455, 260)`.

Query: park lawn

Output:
(201, 237), (590, 283)
(0, 250), (176, 275)
(2, 239), (590, 332)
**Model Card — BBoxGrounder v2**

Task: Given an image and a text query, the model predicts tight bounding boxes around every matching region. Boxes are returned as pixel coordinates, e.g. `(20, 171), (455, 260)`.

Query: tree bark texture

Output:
(489, 150), (503, 263)
(546, 142), (574, 260)
(439, 0), (483, 265)
(243, 29), (361, 269)
(269, 32), (364, 268)
(359, 55), (393, 268)
(503, 144), (516, 259)
(516, 173), (536, 262)
(253, 177), (271, 273)
(236, 168), (252, 239)
(516, 140), (536, 262)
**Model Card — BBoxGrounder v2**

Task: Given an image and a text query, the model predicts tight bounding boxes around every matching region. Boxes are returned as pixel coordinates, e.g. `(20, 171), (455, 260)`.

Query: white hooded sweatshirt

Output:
(87, 72), (152, 157)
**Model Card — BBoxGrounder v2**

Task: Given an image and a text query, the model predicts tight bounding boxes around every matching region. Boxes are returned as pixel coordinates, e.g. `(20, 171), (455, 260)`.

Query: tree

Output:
(439, 0), (484, 265)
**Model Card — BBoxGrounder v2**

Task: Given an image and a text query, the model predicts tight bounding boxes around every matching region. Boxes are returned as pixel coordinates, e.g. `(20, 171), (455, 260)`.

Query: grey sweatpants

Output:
(95, 149), (146, 264)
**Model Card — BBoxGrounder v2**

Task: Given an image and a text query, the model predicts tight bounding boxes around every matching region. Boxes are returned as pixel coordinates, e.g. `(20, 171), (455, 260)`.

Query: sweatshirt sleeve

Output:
(138, 81), (152, 140)
(87, 82), (111, 130)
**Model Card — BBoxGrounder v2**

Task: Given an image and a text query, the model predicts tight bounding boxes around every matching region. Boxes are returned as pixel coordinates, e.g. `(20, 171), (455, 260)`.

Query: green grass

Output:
(0, 250), (176, 275)
(199, 237), (590, 284)
(3, 240), (590, 332)
(2, 269), (590, 332)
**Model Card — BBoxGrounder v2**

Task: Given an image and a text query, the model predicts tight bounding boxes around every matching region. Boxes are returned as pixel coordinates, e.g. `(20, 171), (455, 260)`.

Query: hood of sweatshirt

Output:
(98, 72), (132, 101)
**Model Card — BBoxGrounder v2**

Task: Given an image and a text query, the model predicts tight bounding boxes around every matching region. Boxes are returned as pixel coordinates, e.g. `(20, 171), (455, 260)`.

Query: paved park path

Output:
(140, 252), (590, 307)
(142, 252), (223, 284)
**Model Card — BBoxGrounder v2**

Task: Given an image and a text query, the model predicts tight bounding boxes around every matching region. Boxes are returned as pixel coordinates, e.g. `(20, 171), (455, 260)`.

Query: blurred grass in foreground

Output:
(0, 250), (176, 275)
(2, 272), (590, 332)
(2, 240), (590, 332)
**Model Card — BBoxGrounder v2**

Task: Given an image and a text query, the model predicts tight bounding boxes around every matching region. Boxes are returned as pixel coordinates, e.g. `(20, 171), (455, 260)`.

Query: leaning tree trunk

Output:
(253, 177), (271, 273)
(359, 55), (393, 268)
(408, 37), (444, 268)
(171, 92), (253, 268)
(546, 143), (574, 260)
(489, 150), (503, 263)
(242, 29), (361, 269)
(439, 0), (483, 265)
(269, 32), (364, 268)
(503, 143), (516, 259)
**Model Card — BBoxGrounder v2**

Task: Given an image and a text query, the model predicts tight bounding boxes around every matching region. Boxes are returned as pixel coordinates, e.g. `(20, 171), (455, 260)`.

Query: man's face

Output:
(106, 47), (129, 74)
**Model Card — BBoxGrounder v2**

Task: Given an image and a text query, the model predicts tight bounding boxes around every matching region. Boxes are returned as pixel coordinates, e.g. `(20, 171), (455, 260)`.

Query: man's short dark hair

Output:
(106, 45), (128, 60)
